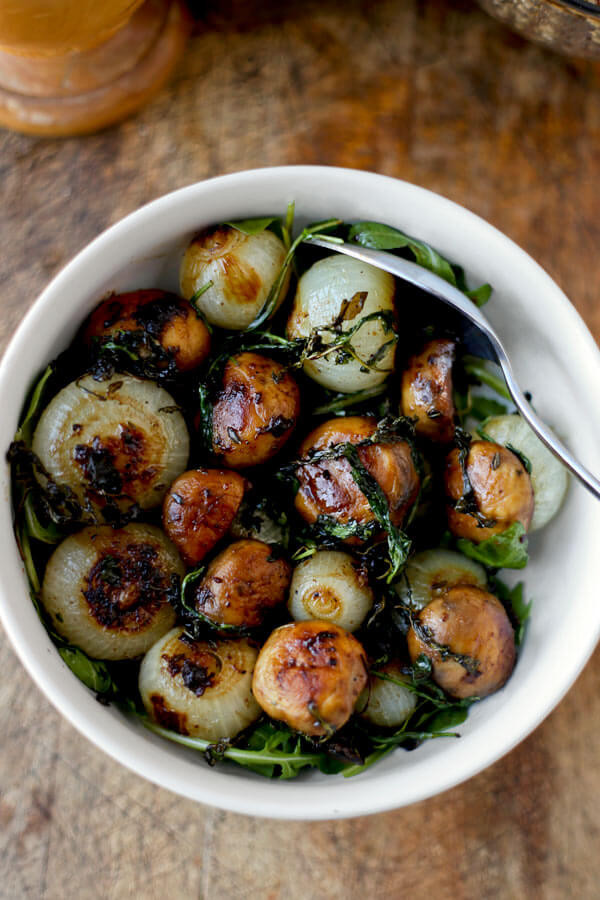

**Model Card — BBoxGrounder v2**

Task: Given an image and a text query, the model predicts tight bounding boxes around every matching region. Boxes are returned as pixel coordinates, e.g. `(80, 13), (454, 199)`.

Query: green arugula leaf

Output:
(348, 221), (494, 307)
(348, 221), (458, 285)
(58, 646), (115, 693)
(463, 356), (512, 402)
(16, 523), (41, 594)
(225, 217), (277, 236)
(469, 395), (508, 421)
(424, 706), (470, 732)
(465, 283), (493, 307)
(457, 522), (529, 570)
(142, 719), (326, 778)
(490, 576), (532, 645)
(15, 364), (54, 446)
(23, 493), (63, 544)
(341, 748), (394, 777)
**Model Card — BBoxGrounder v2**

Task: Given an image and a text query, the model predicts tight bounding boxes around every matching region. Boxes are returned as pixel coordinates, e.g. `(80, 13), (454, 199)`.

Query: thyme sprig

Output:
(247, 217), (342, 331)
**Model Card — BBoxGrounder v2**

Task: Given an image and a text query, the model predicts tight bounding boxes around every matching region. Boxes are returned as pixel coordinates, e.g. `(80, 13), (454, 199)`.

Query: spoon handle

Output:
(494, 352), (600, 501)
(305, 236), (600, 500)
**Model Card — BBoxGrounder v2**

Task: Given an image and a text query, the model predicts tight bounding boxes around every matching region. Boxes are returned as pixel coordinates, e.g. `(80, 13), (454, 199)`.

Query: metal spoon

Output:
(305, 236), (600, 500)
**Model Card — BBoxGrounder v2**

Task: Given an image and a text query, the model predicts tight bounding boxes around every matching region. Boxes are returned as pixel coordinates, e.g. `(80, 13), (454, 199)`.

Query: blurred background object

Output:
(0, 0), (190, 136)
(477, 0), (600, 58)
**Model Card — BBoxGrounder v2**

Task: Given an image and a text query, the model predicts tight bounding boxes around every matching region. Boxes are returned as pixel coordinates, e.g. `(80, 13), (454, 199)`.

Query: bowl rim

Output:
(1, 164), (600, 819)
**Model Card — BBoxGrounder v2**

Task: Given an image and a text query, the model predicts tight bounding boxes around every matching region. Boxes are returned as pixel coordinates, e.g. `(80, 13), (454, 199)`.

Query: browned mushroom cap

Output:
(252, 620), (369, 736)
(401, 338), (456, 442)
(445, 440), (534, 542)
(294, 416), (420, 542)
(162, 468), (246, 567)
(407, 584), (516, 699)
(193, 539), (291, 629)
(83, 289), (211, 372)
(211, 352), (300, 468)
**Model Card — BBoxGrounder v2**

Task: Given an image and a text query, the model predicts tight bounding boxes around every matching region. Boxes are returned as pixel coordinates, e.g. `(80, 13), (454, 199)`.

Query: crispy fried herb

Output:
(301, 309), (397, 374)
(74, 438), (122, 495)
(164, 653), (214, 696)
(312, 514), (378, 543)
(90, 329), (180, 384)
(94, 554), (122, 586)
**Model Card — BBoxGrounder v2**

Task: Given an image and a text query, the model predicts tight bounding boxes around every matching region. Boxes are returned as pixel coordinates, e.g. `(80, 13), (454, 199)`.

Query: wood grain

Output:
(1, 1), (599, 897)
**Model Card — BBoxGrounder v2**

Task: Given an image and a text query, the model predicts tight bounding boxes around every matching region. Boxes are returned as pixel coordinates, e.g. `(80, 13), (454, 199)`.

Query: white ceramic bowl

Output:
(1, 166), (599, 820)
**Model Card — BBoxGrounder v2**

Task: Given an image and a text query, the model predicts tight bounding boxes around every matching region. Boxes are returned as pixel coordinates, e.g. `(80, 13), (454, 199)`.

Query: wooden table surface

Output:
(1, 1), (599, 897)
